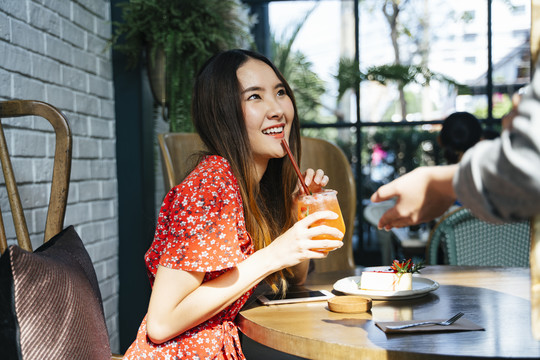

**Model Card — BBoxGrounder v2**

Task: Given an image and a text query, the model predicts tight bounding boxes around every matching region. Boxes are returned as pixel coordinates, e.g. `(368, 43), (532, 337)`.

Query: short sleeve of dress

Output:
(152, 156), (250, 274)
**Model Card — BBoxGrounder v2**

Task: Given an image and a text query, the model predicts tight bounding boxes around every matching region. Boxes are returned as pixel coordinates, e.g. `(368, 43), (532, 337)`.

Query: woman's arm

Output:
(146, 209), (343, 344)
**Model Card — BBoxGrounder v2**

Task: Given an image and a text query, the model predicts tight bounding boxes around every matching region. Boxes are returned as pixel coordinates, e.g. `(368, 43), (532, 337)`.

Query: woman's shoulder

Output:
(197, 155), (233, 172)
(169, 155), (238, 195)
(188, 155), (235, 182)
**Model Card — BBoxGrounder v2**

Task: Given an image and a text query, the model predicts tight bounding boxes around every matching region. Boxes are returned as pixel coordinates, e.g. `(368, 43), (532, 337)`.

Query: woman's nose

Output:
(266, 98), (284, 119)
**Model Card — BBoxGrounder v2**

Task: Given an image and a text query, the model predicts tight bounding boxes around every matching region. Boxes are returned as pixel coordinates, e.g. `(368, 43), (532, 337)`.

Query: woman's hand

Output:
(264, 210), (343, 270)
(301, 168), (329, 195)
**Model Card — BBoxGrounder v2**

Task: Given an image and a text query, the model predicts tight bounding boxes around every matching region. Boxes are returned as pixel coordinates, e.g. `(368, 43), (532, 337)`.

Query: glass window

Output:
(268, 1), (345, 125)
(264, 0), (531, 263)
(491, 0), (530, 116)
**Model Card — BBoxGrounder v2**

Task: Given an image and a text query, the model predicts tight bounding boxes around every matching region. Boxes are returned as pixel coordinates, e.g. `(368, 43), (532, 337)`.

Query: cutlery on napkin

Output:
(375, 316), (484, 334)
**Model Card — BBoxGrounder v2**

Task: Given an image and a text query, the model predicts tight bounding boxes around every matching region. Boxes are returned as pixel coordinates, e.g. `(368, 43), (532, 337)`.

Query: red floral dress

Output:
(124, 156), (255, 360)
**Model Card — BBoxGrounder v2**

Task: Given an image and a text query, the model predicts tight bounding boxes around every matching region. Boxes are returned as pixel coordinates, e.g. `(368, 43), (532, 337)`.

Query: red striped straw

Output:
(281, 139), (311, 195)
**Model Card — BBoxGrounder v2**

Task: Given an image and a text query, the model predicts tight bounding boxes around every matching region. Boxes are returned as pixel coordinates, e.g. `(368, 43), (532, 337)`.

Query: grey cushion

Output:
(0, 225), (111, 359)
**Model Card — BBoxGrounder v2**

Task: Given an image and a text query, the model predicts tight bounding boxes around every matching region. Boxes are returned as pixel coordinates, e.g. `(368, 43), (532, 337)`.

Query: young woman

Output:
(123, 49), (344, 359)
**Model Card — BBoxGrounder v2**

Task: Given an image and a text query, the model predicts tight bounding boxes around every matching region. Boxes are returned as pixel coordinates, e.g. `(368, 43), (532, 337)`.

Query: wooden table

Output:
(239, 266), (540, 359)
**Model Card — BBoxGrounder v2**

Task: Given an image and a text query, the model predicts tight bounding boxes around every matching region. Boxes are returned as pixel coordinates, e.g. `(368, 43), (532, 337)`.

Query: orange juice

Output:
(297, 189), (346, 251)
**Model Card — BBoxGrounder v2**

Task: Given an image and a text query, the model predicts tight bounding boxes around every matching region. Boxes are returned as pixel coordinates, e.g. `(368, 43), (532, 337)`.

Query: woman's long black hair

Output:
(191, 49), (302, 291)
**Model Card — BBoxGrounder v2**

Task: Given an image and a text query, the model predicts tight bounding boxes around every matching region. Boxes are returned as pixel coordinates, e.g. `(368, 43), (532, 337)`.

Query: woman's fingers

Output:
(298, 210), (337, 225)
(320, 174), (329, 187)
(305, 224), (344, 240)
(303, 168), (315, 186)
(313, 169), (325, 184)
(305, 243), (342, 258)
(302, 168), (328, 193)
(297, 211), (344, 250)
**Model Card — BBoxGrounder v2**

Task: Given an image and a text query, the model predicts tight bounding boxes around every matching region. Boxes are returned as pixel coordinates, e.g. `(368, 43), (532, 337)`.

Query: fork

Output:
(386, 312), (464, 330)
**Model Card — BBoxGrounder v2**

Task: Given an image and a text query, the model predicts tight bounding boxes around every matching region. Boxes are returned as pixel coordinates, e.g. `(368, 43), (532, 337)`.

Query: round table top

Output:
(239, 265), (540, 360)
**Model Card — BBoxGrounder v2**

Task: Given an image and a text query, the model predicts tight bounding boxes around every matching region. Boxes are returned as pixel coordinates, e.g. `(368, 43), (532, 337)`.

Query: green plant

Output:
(111, 0), (254, 132)
(334, 58), (467, 103)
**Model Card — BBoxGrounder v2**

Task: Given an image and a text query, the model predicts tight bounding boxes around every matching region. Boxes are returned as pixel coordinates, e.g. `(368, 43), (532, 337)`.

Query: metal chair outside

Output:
(426, 207), (530, 266)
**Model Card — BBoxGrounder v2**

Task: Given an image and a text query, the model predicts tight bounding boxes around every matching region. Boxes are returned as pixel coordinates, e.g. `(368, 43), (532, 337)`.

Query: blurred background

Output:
(243, 0), (531, 266)
(149, 0), (532, 267)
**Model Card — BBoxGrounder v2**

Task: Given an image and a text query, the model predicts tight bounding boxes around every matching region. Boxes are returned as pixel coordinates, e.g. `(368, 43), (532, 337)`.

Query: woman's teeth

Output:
(262, 127), (283, 135)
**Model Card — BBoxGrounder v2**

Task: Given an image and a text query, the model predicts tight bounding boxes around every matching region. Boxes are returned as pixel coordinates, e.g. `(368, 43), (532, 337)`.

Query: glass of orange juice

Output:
(297, 189), (346, 252)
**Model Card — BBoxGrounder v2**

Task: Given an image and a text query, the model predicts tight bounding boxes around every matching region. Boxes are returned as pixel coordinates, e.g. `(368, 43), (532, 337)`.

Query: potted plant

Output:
(111, 0), (255, 132)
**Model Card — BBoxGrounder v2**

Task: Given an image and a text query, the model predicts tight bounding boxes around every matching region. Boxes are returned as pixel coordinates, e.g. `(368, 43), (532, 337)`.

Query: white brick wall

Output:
(0, 0), (120, 352)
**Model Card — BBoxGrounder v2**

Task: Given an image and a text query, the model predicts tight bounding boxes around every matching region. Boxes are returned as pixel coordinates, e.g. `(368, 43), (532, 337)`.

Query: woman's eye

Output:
(277, 89), (286, 97)
(247, 94), (261, 100)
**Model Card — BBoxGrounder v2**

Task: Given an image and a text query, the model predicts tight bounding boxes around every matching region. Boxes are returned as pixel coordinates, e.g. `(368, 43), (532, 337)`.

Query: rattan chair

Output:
(158, 132), (206, 191)
(300, 136), (357, 273)
(426, 207), (531, 266)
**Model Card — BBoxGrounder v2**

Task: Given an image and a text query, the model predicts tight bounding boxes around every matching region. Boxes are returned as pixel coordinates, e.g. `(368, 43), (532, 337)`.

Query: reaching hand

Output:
(370, 165), (458, 230)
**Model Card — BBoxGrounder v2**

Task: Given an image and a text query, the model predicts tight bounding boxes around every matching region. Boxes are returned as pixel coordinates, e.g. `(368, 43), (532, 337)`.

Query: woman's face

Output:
(237, 58), (294, 175)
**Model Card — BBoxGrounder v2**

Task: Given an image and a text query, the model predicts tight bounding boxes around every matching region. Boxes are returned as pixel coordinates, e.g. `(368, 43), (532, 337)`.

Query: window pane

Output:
(491, 0), (531, 118)
(358, 0), (530, 122)
(268, 0), (350, 125)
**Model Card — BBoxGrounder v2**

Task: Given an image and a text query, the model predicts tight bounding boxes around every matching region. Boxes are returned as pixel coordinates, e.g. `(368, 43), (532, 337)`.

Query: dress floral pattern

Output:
(124, 156), (255, 360)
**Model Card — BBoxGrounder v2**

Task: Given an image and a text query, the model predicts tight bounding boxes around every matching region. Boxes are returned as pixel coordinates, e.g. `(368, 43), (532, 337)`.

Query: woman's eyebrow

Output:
(241, 83), (285, 94)
(241, 86), (263, 94)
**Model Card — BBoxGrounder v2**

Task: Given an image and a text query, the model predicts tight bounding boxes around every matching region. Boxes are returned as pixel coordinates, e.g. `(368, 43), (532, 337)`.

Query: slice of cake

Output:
(360, 268), (412, 291)
(359, 259), (424, 292)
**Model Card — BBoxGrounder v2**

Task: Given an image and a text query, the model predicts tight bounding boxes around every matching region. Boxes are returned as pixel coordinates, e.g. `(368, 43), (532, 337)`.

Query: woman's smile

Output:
(262, 124), (286, 137)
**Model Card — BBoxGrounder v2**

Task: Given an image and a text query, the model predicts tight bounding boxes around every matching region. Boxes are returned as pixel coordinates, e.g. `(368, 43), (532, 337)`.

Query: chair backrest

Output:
(0, 100), (72, 253)
(426, 207), (530, 266)
(300, 136), (357, 272)
(158, 132), (206, 190)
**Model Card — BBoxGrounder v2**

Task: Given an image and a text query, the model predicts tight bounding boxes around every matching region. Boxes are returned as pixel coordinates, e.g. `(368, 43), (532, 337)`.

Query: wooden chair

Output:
(426, 207), (531, 266)
(300, 136), (357, 273)
(158, 134), (357, 273)
(158, 132), (206, 191)
(0, 100), (123, 359)
(0, 100), (71, 253)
